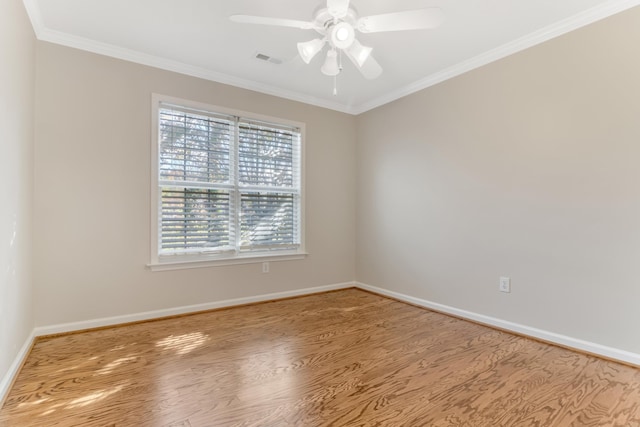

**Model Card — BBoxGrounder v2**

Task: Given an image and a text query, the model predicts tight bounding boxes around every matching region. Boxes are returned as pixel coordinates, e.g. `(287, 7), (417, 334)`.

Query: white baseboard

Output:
(0, 282), (355, 404)
(5, 280), (636, 406)
(33, 281), (355, 337)
(355, 282), (640, 367)
(0, 329), (36, 406)
(1, 281), (355, 404)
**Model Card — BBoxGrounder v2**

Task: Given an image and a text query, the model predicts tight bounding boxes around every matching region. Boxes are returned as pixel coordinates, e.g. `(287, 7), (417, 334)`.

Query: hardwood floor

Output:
(1, 289), (639, 426)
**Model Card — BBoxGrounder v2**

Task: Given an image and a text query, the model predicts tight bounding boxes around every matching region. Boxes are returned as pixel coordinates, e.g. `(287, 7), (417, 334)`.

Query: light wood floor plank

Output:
(1, 289), (639, 426)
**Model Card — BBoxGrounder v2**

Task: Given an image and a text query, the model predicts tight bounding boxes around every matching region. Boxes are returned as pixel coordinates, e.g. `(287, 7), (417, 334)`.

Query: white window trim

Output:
(148, 94), (306, 271)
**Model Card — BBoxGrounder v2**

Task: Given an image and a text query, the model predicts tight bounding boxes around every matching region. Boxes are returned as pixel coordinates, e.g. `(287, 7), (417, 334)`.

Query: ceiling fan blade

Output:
(345, 50), (382, 80)
(357, 8), (444, 33)
(230, 15), (315, 30)
(327, 0), (350, 19)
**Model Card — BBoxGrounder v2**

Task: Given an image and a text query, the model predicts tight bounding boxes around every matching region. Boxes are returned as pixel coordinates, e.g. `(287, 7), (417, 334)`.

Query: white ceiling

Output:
(23, 0), (640, 114)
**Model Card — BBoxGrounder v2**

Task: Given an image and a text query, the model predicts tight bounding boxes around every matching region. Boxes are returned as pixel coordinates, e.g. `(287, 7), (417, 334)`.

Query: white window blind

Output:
(157, 102), (302, 259)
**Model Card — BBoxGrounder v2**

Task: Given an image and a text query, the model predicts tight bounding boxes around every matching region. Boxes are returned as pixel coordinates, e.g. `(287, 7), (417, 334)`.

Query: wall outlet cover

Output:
(499, 277), (511, 293)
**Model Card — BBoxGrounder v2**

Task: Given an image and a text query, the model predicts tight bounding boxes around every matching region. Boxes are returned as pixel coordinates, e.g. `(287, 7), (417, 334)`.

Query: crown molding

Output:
(41, 28), (356, 114)
(22, 0), (355, 114)
(352, 0), (640, 114)
(23, 0), (640, 116)
(22, 0), (43, 38)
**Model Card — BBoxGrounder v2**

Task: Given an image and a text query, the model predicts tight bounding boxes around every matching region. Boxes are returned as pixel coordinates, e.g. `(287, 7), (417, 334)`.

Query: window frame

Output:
(149, 94), (306, 271)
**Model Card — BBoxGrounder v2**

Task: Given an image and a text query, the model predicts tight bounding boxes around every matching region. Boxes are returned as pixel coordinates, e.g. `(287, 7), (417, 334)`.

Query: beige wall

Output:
(33, 43), (356, 326)
(356, 7), (640, 354)
(0, 0), (35, 386)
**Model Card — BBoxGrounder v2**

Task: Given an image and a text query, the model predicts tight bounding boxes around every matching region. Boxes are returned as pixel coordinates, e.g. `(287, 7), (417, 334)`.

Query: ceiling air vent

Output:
(255, 53), (283, 65)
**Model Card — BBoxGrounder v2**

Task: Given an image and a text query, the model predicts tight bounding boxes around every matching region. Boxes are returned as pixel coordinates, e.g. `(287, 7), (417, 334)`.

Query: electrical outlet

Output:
(499, 277), (511, 293)
(262, 262), (270, 273)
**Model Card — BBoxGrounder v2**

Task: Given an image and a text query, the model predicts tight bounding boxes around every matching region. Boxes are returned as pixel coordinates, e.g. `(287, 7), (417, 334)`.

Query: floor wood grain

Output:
(1, 289), (639, 426)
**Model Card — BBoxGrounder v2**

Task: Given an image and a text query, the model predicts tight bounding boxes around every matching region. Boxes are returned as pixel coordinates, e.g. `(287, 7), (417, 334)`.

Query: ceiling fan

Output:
(230, 0), (444, 81)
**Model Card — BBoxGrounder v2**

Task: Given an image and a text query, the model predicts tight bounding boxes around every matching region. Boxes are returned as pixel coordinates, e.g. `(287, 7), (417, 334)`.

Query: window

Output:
(150, 95), (305, 270)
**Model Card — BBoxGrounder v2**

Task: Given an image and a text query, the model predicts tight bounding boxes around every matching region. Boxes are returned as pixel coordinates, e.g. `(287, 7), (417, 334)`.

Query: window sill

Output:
(147, 251), (308, 272)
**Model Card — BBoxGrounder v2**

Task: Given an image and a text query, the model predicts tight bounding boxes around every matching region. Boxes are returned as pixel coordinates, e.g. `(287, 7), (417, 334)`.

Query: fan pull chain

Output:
(333, 50), (344, 96)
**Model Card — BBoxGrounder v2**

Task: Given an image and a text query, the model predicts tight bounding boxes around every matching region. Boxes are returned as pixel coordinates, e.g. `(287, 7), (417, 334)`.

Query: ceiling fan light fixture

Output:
(321, 49), (340, 76)
(336, 27), (350, 41)
(230, 2), (446, 84)
(347, 40), (373, 67)
(297, 38), (325, 64)
(330, 22), (355, 49)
